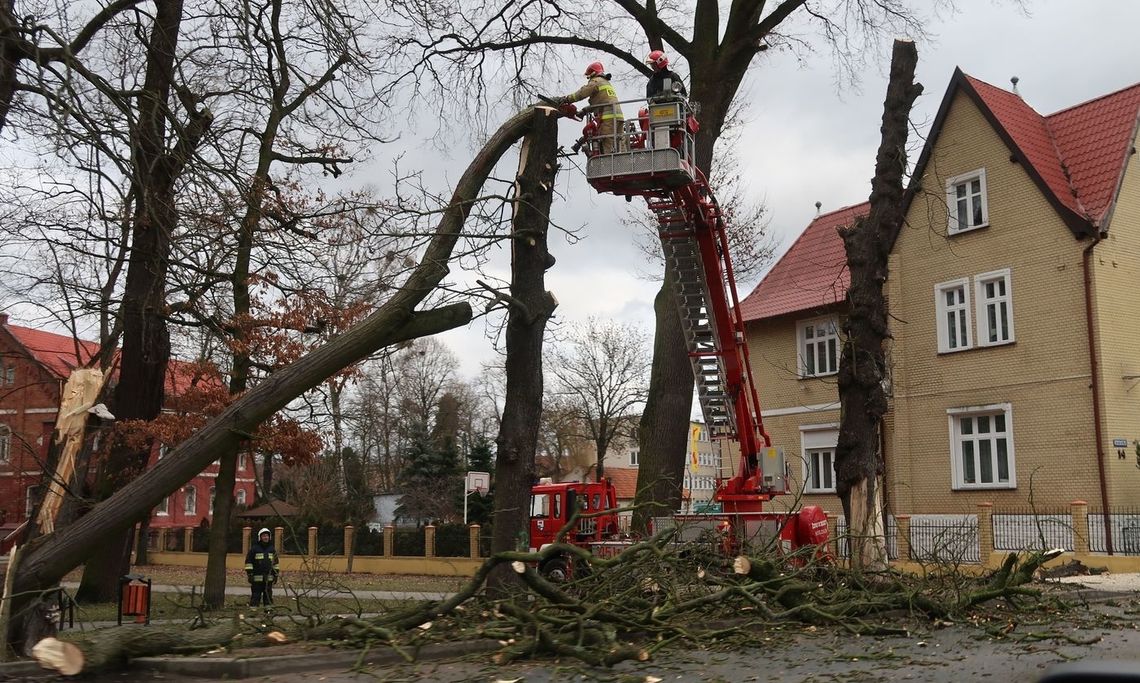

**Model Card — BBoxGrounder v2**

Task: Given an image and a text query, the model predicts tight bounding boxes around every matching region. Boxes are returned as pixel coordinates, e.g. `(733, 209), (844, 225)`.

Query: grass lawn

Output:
(62, 564), (468, 594)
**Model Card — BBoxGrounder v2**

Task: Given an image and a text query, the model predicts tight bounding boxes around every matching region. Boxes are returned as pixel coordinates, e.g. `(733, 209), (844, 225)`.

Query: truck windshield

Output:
(531, 494), (550, 518)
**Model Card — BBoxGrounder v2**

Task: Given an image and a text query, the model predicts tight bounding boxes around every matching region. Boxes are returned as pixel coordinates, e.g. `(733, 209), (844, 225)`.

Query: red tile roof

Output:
(965, 75), (1140, 227)
(603, 467), (640, 500)
(741, 71), (1140, 322)
(4, 322), (204, 395)
(738, 203), (867, 321)
(5, 324), (101, 378)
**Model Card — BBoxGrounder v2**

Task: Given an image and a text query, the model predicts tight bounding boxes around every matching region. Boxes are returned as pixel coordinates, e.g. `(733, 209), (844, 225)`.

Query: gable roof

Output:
(739, 203), (867, 322)
(4, 324), (102, 378)
(3, 321), (205, 395)
(603, 467), (639, 500)
(914, 69), (1140, 237)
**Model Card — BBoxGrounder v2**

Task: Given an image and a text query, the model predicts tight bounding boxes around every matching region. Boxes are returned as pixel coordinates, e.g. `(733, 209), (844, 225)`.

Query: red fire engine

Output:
(528, 94), (829, 577)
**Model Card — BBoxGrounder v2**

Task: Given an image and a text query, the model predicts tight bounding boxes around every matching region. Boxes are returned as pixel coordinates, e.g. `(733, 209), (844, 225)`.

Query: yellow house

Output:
(740, 70), (1140, 539)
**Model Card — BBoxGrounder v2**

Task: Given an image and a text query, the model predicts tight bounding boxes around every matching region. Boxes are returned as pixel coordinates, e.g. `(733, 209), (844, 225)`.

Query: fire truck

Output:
(527, 94), (829, 579)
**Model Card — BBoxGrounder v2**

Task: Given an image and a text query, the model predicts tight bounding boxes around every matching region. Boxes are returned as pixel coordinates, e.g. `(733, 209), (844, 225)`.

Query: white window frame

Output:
(797, 317), (840, 379)
(238, 453), (247, 471)
(947, 168), (989, 234)
(974, 269), (1014, 347)
(0, 423), (10, 463)
(156, 496), (170, 516)
(208, 486), (216, 513)
(5, 366), (14, 385)
(935, 278), (973, 353)
(236, 489), (247, 506)
(25, 485), (41, 517)
(629, 450), (639, 467)
(800, 424), (839, 494)
(948, 403), (1016, 490)
(183, 485), (197, 515)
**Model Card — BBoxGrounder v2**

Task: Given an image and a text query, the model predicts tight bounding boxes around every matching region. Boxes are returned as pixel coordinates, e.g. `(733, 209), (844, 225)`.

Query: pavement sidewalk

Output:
(59, 581), (453, 602)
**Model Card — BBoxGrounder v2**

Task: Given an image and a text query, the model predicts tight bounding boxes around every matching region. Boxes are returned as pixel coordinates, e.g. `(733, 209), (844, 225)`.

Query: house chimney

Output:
(1010, 76), (1020, 96)
(815, 201), (822, 216)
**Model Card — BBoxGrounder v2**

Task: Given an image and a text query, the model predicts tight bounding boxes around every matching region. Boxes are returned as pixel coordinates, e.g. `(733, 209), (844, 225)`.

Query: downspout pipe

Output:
(1082, 232), (1113, 554)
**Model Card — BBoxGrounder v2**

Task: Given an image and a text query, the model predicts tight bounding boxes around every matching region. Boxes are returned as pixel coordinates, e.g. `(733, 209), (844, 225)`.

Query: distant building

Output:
(0, 314), (257, 541)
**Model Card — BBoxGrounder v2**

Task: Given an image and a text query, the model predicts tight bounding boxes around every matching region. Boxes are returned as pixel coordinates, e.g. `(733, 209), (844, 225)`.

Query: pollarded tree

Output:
(376, 0), (931, 532)
(549, 318), (650, 482)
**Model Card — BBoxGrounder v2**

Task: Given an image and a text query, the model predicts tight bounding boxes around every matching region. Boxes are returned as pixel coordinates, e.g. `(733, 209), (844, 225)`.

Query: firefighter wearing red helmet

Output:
(645, 50), (687, 100)
(555, 60), (626, 154)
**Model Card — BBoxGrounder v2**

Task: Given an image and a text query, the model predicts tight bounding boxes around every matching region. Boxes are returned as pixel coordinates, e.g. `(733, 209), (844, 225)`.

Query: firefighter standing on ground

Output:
(556, 61), (626, 154)
(245, 527), (280, 606)
(645, 50), (687, 100)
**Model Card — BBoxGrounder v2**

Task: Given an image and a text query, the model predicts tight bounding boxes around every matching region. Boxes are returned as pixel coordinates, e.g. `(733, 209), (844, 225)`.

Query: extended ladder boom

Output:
(579, 96), (785, 512)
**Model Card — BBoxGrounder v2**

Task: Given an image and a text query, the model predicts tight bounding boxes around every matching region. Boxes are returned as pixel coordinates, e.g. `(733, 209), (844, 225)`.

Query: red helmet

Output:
(584, 61), (604, 77)
(646, 50), (668, 71)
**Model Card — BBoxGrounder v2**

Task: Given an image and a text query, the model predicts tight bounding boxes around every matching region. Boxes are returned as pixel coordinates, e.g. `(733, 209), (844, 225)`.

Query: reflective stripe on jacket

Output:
(244, 542), (279, 576)
(562, 75), (624, 121)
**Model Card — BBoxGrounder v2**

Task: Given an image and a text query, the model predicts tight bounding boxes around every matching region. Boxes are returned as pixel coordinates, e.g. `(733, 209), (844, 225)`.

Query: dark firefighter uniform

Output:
(558, 74), (626, 154)
(245, 528), (280, 606)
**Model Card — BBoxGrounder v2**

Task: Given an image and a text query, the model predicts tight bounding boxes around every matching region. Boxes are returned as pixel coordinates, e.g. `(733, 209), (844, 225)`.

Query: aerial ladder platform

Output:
(563, 96), (790, 514)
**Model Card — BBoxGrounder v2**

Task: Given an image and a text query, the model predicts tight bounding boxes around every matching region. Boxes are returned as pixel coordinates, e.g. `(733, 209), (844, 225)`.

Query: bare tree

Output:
(374, 0), (929, 531)
(549, 318), (650, 482)
(835, 39), (921, 571)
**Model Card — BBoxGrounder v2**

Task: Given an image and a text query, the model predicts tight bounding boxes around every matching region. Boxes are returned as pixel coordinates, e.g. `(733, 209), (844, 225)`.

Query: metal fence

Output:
(835, 516), (899, 560)
(1088, 508), (1140, 554)
(908, 515), (979, 563)
(992, 509), (1073, 552)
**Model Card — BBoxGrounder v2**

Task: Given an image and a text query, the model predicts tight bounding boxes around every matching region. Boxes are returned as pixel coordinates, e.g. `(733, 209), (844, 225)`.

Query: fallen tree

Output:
(5, 106), (553, 653)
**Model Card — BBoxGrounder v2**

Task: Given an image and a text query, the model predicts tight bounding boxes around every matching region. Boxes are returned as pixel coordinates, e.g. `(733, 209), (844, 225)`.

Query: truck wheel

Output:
(541, 557), (571, 582)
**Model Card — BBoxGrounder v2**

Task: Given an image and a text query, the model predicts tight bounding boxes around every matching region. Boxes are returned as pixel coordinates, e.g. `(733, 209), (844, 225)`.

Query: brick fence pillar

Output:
(274, 526), (285, 556)
(424, 524), (436, 558)
(469, 524), (481, 559)
(183, 527), (193, 553)
(344, 525), (355, 561)
(896, 515), (911, 561)
(977, 503), (993, 565)
(384, 525), (395, 557)
(241, 526), (251, 558)
(308, 526), (318, 558)
(1071, 500), (1089, 554)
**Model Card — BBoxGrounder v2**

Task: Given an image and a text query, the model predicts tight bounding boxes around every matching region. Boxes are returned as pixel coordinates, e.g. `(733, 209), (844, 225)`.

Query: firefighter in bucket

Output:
(245, 527), (280, 607)
(555, 61), (627, 155)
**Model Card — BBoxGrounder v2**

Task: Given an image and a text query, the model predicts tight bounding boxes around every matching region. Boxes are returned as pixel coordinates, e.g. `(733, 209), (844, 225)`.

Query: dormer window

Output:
(947, 169), (989, 234)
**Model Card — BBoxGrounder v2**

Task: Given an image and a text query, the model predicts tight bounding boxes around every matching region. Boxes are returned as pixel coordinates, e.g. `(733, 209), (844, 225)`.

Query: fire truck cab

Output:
(529, 478), (621, 580)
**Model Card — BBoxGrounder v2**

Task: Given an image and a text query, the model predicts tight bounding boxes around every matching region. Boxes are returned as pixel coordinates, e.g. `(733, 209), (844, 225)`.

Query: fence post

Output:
(469, 524), (481, 559)
(977, 503), (993, 565)
(825, 513), (838, 560)
(308, 526), (318, 558)
(275, 526), (285, 556)
(241, 526), (251, 558)
(157, 528), (167, 552)
(344, 525), (355, 572)
(896, 515), (911, 561)
(1071, 500), (1089, 554)
(424, 525), (436, 558)
(183, 527), (193, 553)
(384, 525), (395, 557)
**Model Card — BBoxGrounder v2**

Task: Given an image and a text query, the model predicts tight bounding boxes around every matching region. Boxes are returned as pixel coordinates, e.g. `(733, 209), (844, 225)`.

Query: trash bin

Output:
(118, 574), (151, 625)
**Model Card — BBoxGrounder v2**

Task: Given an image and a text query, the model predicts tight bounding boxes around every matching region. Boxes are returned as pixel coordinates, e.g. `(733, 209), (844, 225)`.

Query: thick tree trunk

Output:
(33, 622), (239, 675)
(5, 106), (535, 651)
(489, 108), (559, 596)
(78, 0), (186, 604)
(203, 451), (237, 608)
(834, 40), (921, 571)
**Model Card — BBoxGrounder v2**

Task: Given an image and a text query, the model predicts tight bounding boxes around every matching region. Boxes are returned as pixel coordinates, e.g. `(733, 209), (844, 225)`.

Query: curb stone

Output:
(131, 639), (502, 679)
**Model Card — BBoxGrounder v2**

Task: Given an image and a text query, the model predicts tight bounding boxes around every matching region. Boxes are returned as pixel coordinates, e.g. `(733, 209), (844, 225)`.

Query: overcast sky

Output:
(398, 0), (1139, 380)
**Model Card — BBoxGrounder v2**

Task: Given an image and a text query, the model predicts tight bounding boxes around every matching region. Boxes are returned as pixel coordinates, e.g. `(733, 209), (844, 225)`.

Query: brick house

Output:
(0, 314), (257, 539)
(739, 69), (1140, 520)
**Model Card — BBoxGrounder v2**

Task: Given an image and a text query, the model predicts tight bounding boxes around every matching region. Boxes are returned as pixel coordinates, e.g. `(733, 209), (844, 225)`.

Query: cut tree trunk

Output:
(5, 106), (536, 652)
(32, 622), (239, 675)
(489, 107), (560, 596)
(834, 39), (922, 571)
